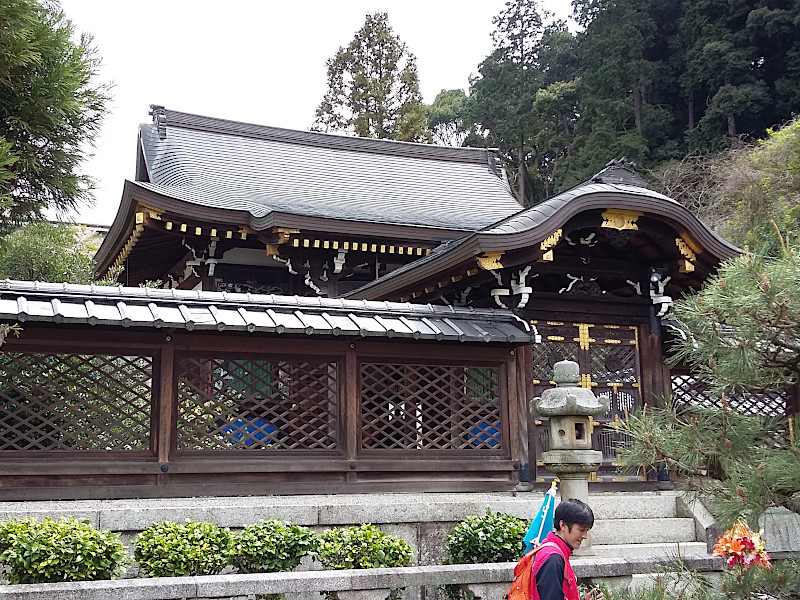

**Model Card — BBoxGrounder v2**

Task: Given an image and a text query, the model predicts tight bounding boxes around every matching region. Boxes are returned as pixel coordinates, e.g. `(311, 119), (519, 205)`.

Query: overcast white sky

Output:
(56, 0), (575, 226)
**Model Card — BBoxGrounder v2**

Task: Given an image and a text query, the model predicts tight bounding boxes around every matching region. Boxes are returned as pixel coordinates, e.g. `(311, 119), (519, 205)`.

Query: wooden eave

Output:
(95, 182), (473, 279)
(348, 190), (741, 301)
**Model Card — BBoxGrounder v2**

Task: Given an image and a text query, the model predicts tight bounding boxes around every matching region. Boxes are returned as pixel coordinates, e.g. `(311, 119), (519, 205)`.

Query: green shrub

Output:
(316, 524), (412, 570)
(134, 520), (232, 577)
(231, 519), (317, 573)
(0, 517), (127, 584)
(445, 509), (529, 564)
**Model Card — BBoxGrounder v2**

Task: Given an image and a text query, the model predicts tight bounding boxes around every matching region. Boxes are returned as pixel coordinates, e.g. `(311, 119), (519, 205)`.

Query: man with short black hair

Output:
(529, 498), (598, 600)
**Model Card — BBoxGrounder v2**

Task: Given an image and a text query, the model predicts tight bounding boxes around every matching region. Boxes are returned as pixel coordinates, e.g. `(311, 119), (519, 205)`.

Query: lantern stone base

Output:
(541, 449), (603, 555)
(541, 449), (603, 474)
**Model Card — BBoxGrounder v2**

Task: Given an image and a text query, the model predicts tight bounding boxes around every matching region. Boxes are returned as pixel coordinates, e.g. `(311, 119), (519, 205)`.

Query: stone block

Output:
(418, 522), (455, 567)
(592, 518), (696, 545)
(591, 492), (678, 520)
(0, 577), (196, 599)
(761, 507), (800, 553)
(591, 541), (709, 558)
(459, 582), (508, 600)
(98, 500), (319, 531)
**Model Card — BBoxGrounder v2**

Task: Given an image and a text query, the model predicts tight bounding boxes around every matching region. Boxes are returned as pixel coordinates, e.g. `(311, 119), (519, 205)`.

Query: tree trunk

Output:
(725, 77), (736, 136)
(517, 135), (526, 205)
(727, 113), (736, 136)
(633, 88), (644, 136)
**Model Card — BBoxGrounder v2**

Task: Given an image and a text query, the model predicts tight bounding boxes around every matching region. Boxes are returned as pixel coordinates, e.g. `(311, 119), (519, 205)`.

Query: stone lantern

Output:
(533, 360), (609, 551)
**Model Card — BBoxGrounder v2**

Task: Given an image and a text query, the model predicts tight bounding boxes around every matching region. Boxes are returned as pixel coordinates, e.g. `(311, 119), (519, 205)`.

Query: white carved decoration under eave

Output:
(333, 249), (347, 273)
(565, 232), (597, 247)
(529, 322), (542, 344)
(274, 256), (298, 275)
(178, 236), (221, 280)
(490, 271), (510, 308)
(491, 288), (510, 308)
(304, 272), (322, 295)
(559, 273), (603, 294)
(320, 262), (329, 282)
(459, 286), (473, 306)
(649, 269), (673, 318)
(183, 261), (200, 280)
(626, 279), (643, 296)
(512, 265), (537, 309)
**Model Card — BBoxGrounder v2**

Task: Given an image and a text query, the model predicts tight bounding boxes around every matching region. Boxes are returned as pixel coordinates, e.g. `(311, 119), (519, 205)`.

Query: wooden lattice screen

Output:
(671, 372), (789, 417)
(360, 363), (502, 451)
(0, 352), (152, 451)
(0, 329), (525, 499)
(176, 355), (339, 450)
(530, 323), (642, 476)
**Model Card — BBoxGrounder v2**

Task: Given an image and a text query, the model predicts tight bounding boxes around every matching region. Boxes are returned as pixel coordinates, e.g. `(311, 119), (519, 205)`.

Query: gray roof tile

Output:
(135, 109), (523, 231)
(0, 280), (529, 344)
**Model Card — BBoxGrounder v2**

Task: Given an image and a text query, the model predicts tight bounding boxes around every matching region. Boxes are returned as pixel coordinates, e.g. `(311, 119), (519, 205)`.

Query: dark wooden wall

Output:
(0, 326), (529, 500)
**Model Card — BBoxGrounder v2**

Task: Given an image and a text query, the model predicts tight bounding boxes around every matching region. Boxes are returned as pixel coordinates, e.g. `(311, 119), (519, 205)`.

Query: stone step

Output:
(587, 491), (678, 520)
(590, 541), (709, 558)
(592, 517), (696, 545)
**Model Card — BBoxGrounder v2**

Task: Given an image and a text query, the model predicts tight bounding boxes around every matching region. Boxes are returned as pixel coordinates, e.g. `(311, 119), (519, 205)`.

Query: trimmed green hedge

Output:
(0, 517), (127, 584)
(231, 519), (318, 573)
(134, 520), (233, 577)
(445, 509), (529, 564)
(317, 524), (412, 570)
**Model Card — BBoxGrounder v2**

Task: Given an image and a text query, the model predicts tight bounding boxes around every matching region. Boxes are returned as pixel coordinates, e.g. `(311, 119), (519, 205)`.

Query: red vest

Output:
(529, 532), (579, 600)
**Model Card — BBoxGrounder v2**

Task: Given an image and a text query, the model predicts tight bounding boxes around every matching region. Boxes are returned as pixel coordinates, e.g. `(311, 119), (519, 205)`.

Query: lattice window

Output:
(176, 356), (338, 450)
(591, 344), (638, 383)
(672, 373), (788, 417)
(598, 427), (628, 461)
(531, 342), (579, 381)
(0, 352), (152, 451)
(538, 428), (550, 453)
(360, 363), (502, 450)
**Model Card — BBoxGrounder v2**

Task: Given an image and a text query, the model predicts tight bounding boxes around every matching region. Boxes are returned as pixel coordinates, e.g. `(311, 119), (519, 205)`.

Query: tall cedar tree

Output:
(465, 0), (545, 205)
(312, 13), (428, 142)
(680, 0), (770, 150)
(559, 0), (682, 188)
(0, 0), (110, 229)
(552, 0), (800, 187)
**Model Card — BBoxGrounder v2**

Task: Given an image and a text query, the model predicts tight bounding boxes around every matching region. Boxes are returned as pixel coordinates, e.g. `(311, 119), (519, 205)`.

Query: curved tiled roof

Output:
(135, 108), (523, 231)
(346, 181), (740, 299)
(0, 280), (531, 344)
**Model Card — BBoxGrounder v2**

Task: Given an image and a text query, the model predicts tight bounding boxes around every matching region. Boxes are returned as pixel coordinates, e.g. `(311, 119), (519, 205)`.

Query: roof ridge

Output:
(149, 106), (497, 165)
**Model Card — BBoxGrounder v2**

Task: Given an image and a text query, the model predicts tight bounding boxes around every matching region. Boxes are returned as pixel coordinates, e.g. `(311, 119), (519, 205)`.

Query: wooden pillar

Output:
(344, 347), (359, 482)
(515, 345), (532, 487)
(155, 343), (175, 485)
(639, 319), (670, 407)
(507, 350), (520, 464)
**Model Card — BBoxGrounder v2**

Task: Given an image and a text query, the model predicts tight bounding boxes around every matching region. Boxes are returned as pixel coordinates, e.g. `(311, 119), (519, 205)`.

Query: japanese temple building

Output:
(1, 106), (793, 499)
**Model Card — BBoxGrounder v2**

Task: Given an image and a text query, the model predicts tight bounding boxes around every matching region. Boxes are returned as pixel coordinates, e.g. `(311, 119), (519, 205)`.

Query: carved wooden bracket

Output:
(601, 209), (643, 230)
(476, 251), (504, 270)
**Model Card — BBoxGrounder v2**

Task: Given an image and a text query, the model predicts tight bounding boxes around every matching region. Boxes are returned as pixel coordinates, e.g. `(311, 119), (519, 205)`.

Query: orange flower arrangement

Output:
(712, 521), (771, 569)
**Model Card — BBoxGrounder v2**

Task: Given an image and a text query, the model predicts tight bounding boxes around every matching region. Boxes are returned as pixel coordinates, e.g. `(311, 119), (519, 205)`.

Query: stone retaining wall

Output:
(0, 556), (724, 600)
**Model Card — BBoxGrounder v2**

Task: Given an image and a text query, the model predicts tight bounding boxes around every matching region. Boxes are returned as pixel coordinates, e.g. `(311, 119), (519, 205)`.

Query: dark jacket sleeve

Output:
(534, 553), (566, 600)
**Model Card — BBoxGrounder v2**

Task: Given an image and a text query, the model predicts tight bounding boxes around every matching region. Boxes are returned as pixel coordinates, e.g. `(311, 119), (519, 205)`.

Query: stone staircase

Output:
(588, 491), (710, 559)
